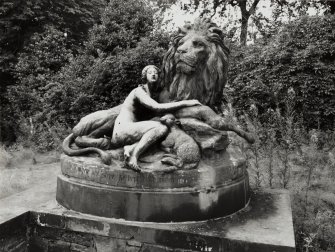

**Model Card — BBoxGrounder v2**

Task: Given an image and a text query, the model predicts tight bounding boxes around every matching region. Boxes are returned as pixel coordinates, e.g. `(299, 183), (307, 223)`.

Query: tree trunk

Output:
(238, 0), (260, 46)
(238, 0), (249, 46)
(240, 15), (249, 46)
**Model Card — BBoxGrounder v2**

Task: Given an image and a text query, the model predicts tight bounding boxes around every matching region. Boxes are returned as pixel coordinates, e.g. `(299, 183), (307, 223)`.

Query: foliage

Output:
(228, 15), (335, 130)
(43, 0), (169, 126)
(0, 0), (105, 73)
(10, 26), (73, 117)
(170, 0), (262, 46)
(85, 0), (156, 54)
(0, 0), (106, 143)
(291, 140), (335, 251)
(6, 26), (74, 149)
(0, 145), (12, 168)
(44, 37), (168, 127)
(5, 0), (169, 149)
(239, 91), (335, 251)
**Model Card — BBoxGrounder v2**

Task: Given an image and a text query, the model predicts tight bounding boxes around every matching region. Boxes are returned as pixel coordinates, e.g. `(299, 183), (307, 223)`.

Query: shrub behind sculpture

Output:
(228, 15), (335, 130)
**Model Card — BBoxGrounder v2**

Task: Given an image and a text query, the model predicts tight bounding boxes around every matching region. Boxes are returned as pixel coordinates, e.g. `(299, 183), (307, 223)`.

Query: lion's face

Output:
(161, 19), (229, 107)
(175, 32), (210, 74)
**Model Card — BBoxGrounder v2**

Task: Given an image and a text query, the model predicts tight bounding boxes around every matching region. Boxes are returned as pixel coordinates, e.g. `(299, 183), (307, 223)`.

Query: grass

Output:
(0, 168), (32, 199)
(0, 145), (12, 168)
(245, 138), (335, 252)
(0, 145), (60, 199)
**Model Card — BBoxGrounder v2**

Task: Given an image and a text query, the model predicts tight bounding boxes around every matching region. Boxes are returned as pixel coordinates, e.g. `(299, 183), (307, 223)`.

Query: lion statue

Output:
(62, 18), (254, 167)
(159, 18), (229, 109)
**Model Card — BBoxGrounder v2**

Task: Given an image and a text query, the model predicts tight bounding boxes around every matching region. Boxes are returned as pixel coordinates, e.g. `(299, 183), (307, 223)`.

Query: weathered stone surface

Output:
(60, 144), (246, 189)
(57, 143), (250, 222)
(0, 189), (296, 252)
(0, 213), (28, 252)
(56, 173), (250, 222)
(38, 189), (295, 251)
(72, 106), (120, 138)
(179, 118), (229, 151)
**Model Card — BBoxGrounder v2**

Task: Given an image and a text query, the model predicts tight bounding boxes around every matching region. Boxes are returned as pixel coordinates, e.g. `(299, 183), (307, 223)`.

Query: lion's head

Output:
(160, 18), (229, 108)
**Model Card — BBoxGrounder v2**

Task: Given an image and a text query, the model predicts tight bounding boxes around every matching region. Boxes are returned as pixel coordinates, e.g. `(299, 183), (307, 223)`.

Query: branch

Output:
(210, 8), (217, 18)
(209, 0), (229, 18)
(239, 0), (247, 14)
(222, 0), (231, 9)
(248, 0), (260, 15)
(213, 0), (228, 12)
(239, 0), (248, 20)
(273, 0), (289, 7)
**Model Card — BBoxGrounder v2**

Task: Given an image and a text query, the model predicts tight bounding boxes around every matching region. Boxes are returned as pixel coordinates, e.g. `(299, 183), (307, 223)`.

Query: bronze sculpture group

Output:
(62, 19), (255, 172)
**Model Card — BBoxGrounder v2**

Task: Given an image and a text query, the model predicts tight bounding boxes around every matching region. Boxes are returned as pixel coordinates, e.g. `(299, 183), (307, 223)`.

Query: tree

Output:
(227, 15), (335, 130)
(10, 26), (73, 117)
(233, 0), (260, 46)
(0, 0), (106, 144)
(157, 0), (333, 46)
(321, 0), (335, 14)
(156, 0), (261, 46)
(85, 0), (156, 55)
(33, 0), (170, 148)
(0, 0), (106, 85)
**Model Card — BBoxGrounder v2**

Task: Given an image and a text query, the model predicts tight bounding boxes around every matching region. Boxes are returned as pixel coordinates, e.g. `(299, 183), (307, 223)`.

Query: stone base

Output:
(56, 173), (250, 222)
(0, 190), (296, 252)
(57, 144), (251, 222)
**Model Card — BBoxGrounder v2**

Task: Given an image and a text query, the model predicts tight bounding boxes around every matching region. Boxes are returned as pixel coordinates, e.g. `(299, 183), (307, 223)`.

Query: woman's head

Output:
(142, 65), (159, 84)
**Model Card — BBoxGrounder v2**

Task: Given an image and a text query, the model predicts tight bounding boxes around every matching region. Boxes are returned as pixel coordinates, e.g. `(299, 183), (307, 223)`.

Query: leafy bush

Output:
(0, 0), (106, 144)
(7, 26), (74, 149)
(85, 0), (156, 55)
(10, 26), (73, 117)
(41, 0), (170, 130)
(43, 36), (168, 127)
(228, 15), (335, 130)
(6, 0), (170, 149)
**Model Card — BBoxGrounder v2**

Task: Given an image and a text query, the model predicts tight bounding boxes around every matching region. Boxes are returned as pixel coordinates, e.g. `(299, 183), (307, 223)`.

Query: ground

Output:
(0, 145), (334, 251)
(0, 148), (60, 199)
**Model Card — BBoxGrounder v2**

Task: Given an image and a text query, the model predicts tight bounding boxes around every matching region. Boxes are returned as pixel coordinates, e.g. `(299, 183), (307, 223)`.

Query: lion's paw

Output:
(161, 156), (183, 168)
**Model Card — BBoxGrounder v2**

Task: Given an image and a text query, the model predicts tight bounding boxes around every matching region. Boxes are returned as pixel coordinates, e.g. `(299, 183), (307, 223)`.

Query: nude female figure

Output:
(112, 65), (200, 172)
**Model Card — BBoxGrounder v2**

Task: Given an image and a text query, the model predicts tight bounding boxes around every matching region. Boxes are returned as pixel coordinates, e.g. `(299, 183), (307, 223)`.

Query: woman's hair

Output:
(141, 65), (160, 80)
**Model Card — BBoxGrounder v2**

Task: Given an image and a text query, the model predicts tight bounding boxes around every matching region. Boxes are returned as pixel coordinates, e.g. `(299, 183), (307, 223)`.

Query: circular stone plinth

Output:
(56, 145), (250, 222)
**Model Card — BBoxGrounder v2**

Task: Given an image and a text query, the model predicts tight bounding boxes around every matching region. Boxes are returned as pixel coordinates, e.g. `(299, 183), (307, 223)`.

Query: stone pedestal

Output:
(56, 144), (250, 222)
(0, 186), (296, 251)
(32, 190), (295, 252)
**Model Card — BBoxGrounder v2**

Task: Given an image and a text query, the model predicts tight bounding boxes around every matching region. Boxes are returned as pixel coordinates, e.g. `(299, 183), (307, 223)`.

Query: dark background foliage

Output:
(0, 0), (334, 145)
(1, 0), (169, 149)
(227, 15), (335, 130)
(1, 1), (335, 251)
(0, 0), (107, 143)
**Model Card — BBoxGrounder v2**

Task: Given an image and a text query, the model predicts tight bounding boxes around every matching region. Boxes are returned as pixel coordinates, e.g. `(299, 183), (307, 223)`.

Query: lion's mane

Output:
(161, 18), (229, 109)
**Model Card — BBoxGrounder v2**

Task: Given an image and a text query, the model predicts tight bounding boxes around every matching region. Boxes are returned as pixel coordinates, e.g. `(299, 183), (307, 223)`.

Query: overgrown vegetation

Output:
(0, 0), (107, 143)
(3, 0), (169, 150)
(228, 15), (335, 130)
(229, 87), (335, 251)
(0, 0), (334, 251)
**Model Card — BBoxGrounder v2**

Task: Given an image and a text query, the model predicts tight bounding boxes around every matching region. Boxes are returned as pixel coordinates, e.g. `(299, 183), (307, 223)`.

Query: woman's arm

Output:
(134, 87), (200, 112)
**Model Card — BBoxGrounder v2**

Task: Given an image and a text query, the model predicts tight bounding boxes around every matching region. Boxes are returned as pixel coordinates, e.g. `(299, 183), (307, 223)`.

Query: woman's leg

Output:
(124, 143), (137, 160)
(127, 123), (168, 171)
(113, 121), (168, 171)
